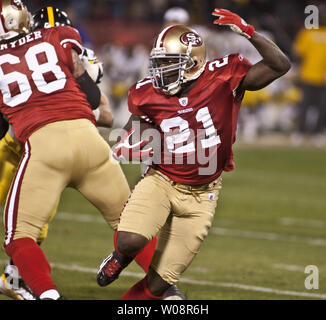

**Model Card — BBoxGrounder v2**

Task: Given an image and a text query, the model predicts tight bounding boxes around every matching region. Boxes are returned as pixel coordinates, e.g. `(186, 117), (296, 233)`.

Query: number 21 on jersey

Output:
(160, 107), (221, 154)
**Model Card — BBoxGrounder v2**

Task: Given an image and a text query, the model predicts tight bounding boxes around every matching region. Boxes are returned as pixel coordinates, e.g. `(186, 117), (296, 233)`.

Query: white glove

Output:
(80, 47), (104, 84)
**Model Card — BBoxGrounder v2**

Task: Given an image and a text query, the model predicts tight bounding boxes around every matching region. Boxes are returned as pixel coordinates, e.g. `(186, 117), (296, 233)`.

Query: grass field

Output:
(0, 145), (326, 300)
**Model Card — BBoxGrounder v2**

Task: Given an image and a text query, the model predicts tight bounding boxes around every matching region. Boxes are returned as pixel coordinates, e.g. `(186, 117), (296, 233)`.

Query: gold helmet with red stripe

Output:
(149, 25), (206, 95)
(0, 0), (30, 40)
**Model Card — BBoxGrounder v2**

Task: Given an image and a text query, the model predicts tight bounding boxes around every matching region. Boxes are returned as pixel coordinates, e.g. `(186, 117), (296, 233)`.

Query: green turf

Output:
(0, 146), (325, 300)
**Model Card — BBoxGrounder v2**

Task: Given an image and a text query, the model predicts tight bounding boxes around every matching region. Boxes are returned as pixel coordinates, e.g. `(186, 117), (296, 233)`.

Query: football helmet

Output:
(149, 25), (206, 95)
(0, 0), (31, 40)
(32, 6), (72, 30)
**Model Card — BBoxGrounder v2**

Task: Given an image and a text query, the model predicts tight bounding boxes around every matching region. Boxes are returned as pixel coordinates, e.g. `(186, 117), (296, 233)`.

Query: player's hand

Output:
(80, 47), (104, 84)
(112, 129), (153, 162)
(212, 8), (255, 39)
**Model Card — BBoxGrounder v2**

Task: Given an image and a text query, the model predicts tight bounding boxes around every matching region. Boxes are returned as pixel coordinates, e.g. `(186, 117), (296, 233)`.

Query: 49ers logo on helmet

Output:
(180, 32), (202, 47)
(11, 0), (24, 9)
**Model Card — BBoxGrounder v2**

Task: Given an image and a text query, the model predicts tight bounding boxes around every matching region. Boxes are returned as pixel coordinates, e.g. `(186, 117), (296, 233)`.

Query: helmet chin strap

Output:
(164, 82), (182, 95)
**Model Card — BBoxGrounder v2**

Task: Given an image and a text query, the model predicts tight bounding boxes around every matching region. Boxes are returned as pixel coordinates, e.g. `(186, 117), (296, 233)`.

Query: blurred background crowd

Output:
(30, 0), (326, 147)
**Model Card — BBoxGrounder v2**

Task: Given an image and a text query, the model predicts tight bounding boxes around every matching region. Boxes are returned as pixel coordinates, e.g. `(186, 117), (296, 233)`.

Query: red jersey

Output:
(128, 54), (252, 185)
(0, 26), (95, 143)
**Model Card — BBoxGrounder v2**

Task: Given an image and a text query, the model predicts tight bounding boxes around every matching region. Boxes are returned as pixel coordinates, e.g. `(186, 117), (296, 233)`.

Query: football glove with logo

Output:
(112, 129), (153, 162)
(212, 8), (255, 39)
(80, 47), (104, 84)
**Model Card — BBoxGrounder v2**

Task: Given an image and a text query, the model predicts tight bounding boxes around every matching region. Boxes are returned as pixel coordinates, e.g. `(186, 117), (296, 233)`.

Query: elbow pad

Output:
(76, 71), (101, 110)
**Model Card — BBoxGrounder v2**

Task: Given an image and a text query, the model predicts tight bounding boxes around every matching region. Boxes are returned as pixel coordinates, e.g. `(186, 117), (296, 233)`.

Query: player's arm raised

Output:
(240, 32), (291, 91)
(72, 49), (101, 109)
(71, 49), (114, 127)
(212, 8), (291, 91)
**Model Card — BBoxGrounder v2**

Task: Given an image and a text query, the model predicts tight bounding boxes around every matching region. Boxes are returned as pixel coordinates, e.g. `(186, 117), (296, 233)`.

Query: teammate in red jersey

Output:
(97, 9), (290, 300)
(0, 1), (156, 300)
(0, 5), (114, 301)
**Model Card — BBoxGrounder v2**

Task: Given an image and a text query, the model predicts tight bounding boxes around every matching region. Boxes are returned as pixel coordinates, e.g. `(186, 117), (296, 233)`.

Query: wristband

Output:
(76, 71), (101, 110)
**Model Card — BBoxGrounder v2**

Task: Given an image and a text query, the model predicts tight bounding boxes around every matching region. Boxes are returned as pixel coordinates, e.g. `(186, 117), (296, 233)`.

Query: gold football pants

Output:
(3, 119), (129, 245)
(118, 168), (222, 284)
(0, 131), (58, 243)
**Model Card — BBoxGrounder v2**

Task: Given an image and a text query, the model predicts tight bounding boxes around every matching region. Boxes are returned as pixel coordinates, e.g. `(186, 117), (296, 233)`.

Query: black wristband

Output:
(76, 71), (101, 110)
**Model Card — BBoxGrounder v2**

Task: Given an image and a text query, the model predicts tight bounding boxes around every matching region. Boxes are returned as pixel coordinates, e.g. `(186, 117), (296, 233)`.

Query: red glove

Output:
(112, 129), (153, 162)
(212, 8), (255, 39)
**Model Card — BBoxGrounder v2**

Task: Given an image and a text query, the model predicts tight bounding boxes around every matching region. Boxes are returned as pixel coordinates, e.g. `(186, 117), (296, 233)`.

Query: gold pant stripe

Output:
(4, 140), (31, 246)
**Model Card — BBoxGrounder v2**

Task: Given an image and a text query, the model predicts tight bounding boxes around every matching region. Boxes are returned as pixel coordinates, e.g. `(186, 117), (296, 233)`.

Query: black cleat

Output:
(97, 251), (133, 287)
(163, 285), (186, 300)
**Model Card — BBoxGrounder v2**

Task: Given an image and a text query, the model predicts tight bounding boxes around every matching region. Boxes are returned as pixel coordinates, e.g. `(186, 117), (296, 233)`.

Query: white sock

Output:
(39, 289), (60, 300)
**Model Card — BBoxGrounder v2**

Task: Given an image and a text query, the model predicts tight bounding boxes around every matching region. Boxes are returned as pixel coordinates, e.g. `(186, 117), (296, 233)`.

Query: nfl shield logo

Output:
(179, 97), (188, 107)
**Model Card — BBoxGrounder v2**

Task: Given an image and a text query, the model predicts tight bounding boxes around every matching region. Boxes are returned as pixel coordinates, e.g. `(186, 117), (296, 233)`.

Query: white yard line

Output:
(272, 263), (304, 272)
(57, 211), (105, 224)
(279, 217), (326, 228)
(211, 227), (326, 246)
(0, 258), (324, 299)
(188, 266), (211, 273)
(217, 217), (326, 229)
(56, 212), (326, 247)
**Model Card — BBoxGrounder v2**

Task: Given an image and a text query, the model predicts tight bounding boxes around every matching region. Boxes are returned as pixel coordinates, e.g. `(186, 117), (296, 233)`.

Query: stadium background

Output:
(1, 0), (326, 300)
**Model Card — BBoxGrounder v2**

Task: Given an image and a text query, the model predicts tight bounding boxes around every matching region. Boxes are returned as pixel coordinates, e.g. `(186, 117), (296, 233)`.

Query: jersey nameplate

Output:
(0, 31), (42, 50)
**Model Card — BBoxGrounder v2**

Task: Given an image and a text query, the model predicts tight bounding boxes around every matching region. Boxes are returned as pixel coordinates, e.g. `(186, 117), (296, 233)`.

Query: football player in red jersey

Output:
(0, 6), (114, 300)
(0, 1), (157, 300)
(97, 9), (291, 299)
